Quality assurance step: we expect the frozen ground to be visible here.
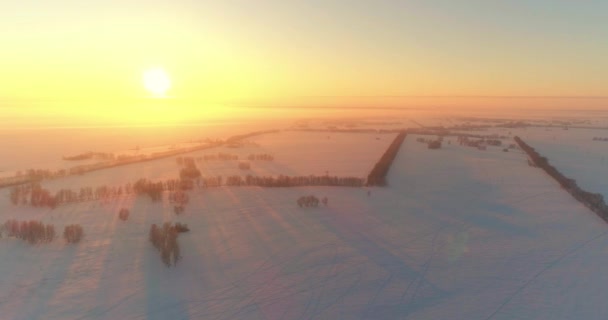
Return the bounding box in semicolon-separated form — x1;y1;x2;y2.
38;131;395;193
0;122;277;178
1;133;608;319
517;127;608;198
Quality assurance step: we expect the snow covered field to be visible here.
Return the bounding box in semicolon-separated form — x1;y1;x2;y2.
518;127;608;198
2;131;608;319
36;131;395;193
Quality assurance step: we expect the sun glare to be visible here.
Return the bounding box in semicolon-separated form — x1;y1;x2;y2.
143;68;171;97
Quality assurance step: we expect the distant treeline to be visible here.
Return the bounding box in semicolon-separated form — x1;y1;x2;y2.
226;130;280;143
63;152;114;161
291;128;399;134
515;136;608;222
0;129;282;191
366;131;407;186
224;175;364;187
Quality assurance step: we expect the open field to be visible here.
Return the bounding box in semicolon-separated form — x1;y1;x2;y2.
518;127;608;198
31;131;395;193
2;130;608;319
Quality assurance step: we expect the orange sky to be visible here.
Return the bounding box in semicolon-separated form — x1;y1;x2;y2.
1;1;607;125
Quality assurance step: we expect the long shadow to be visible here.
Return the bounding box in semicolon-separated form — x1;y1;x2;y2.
15;202;89;320
318;205;449;317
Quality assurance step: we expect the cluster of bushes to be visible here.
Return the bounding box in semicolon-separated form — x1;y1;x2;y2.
179;157;202;180
119;208;130;221
149;223;188;267
64;224;84;243
238;162;251;170
132;179;164;201
3;220;55;244
415;136;442;149
296;195;328;207
592;137;608;142
515;136;608;221
194;176;223;188
247;154;274;161
225;130;279;144
10;183;130;207
169;190;189;214
367;131;407;186
224;175;364;187
456;136;503;149
179;166;201;180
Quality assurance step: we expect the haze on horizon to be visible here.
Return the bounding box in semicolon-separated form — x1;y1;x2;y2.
0;0;607;126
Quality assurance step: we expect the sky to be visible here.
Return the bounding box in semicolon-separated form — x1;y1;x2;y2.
0;0;607;124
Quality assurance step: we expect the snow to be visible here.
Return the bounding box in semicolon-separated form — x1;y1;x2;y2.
37;131;395;193
1;130;608;319
517;127;608;198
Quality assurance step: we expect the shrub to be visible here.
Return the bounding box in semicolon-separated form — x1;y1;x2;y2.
179;166;201;180
428;140;442;149
297;195;320;207
64;224;84;243
119;208;130;221
149;223;182;267
175;223;189;233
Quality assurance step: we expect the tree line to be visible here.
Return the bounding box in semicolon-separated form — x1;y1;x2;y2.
515;136;608;222
8;173;365;209
366;131;407;186
2;219;83;244
224;175;364;187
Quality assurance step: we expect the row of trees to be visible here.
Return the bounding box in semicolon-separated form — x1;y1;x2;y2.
367;131;407;186
10;183;135;207
9;177;200;208
14;168;67;181
224;175;364;187
3;220;83;244
3;219;55;244
416;136;443;149
515;136;608;221
149;223;188;267
63;152;114;161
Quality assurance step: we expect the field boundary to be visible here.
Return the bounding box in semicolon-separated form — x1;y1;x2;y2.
515;136;608;223
366;131;407;186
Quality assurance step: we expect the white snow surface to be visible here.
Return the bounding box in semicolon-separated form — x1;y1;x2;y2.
1;133;608;319
38;131;395;193
517;127;608;198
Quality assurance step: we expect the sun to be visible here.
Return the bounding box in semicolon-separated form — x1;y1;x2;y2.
143;68;171;97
